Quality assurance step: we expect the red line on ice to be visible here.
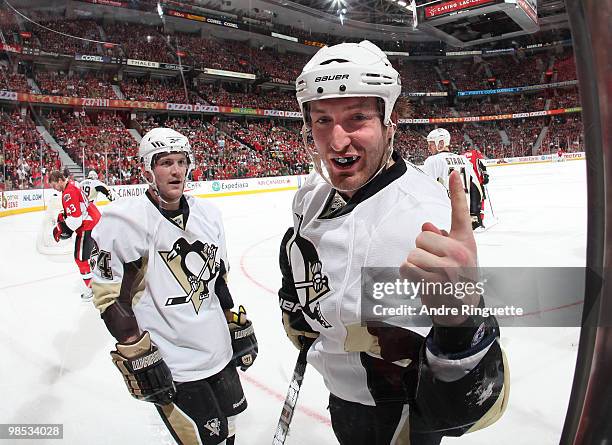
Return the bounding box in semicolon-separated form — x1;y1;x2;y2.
239;234;278;294
239;372;332;426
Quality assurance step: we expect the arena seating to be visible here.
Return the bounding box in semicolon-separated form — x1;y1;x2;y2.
0;110;57;190
0;16;585;188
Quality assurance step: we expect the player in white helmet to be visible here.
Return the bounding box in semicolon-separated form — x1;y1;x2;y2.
91;128;257;445
427;128;451;153
295;39;400;194
278;41;507;444
79;170;115;203
423;128;485;229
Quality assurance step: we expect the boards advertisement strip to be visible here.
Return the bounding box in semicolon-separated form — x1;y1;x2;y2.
0;177;300;217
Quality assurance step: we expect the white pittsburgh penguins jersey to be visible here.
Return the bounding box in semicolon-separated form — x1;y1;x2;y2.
289;159;451;405
78;178;108;202
422;151;480;193
91;194;232;382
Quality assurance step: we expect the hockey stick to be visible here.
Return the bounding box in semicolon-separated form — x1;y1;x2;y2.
272;337;315;445
484;183;495;219
474;183;499;233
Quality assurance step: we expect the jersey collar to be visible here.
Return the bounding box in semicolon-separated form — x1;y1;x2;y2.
146;190;190;230
319;151;406;219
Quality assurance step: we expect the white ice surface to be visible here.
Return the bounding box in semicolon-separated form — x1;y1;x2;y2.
0;160;586;444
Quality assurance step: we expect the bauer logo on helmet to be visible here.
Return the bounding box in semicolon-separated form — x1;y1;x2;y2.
315;74;350;82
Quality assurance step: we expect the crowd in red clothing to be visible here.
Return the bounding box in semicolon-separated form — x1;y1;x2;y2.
139;116;309;180
500;118;546;156
486;54;546;89
554;52;578;83
174;34;256;74
250;48;308;83
0;8;20;45
104;22;176;64
453;98;498;116
550;88;580;110
198;84;298;111
394;113;584;163
404;89;580;119
31;19;100;56
544;114;583;152
45;110;138;183
36;71;115;98
0;110;58;190
0;106;585;191
0;69;30;93
0;8;585;191
1;63;583;117
0;6;579;96
394;128;429;164
396;61;443;93
440;59;490;92
495;94;547;114
120;76;199;103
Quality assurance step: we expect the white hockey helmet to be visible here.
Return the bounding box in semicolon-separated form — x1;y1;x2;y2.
427;128;451;150
296;40;402;127
139;127;194;175
87;170;98;180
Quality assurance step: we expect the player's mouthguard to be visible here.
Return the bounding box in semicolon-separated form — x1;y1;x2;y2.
332;156;360;166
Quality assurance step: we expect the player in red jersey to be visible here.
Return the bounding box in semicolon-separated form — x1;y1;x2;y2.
49;170;101;301
556;148;565;161
463;147;489;228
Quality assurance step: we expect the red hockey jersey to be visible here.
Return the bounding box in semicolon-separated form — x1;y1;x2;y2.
61;180;101;233
464;149;485;184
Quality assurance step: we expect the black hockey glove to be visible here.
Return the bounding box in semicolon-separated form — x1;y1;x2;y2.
482;172;489;185
110;331;176;406
228;305;258;371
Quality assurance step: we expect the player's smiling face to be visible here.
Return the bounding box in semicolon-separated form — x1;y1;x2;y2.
151;152;188;203
309;97;392;197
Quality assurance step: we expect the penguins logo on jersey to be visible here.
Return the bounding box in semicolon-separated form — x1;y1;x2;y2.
287;215;332;328
160;238;220;314
204;418;221;436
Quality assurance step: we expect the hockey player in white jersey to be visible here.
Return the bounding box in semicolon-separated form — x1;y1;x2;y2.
279;40;508;444
423;128;485;230
79;170;115;203
91;128;257;445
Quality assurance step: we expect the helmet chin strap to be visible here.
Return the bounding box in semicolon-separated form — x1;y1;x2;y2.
302;122;396;195
146;170;182;209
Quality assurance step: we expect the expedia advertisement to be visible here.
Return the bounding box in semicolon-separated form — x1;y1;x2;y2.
209;181;250;193
194;176;298;197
